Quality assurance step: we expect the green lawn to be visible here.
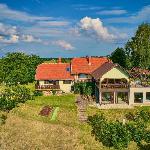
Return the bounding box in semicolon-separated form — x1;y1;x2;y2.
0;92;150;150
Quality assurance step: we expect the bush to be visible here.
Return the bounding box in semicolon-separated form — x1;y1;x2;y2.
0;85;33;111
88;112;150;149
88;114;131;149
33;90;43;96
52;90;56;95
125;110;150;123
73;82;95;96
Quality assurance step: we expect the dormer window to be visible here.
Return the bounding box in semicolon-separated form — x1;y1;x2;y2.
66;67;70;72
78;74;88;78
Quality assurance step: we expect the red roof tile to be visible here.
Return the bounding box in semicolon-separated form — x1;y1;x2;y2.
71;57;109;74
35;63;74;80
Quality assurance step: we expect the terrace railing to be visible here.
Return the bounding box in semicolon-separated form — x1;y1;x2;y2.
35;84;60;90
101;83;129;89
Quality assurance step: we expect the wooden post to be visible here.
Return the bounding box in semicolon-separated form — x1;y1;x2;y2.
113;91;116;104
99;78;102;105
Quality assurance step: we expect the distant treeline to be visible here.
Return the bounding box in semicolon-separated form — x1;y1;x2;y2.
40;58;72;63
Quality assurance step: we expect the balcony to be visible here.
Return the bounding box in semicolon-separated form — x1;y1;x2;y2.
35;84;60;90
101;83;129;89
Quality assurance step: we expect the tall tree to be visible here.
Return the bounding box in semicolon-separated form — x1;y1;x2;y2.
125;23;150;69
109;47;127;68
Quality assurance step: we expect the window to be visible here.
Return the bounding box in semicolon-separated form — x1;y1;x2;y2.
78;74;87;78
134;92;143;103
66;67;70;72
116;92;128;104
146;92;150;100
63;80;71;84
44;80;54;84
102;92;114;104
108;79;114;84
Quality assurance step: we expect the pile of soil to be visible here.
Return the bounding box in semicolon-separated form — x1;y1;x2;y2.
39;105;53;117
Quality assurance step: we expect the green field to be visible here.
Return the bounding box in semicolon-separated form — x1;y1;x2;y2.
0;92;150;150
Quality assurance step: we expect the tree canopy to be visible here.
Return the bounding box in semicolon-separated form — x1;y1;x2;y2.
125;23;150;69
109;47;127;68
0;52;42;85
110;23;150;69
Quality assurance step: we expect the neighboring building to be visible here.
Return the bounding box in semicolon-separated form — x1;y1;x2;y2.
35;58;74;94
35;57;150;106
71;57;108;82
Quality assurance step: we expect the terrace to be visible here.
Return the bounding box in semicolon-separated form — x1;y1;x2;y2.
101;78;129;89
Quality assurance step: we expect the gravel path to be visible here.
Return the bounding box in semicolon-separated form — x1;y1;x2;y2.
76;95;88;122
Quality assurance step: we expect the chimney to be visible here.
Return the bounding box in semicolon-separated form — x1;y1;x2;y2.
88;56;91;65
58;57;61;63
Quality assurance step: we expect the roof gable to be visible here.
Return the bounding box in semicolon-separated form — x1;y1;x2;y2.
92;62;129;80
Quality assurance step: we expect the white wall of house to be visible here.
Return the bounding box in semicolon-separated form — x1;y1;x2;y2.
129;87;150;105
39;80;45;85
59;80;73;93
38;80;73;93
101;67;129;81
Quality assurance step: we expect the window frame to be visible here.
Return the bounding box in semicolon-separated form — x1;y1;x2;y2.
134;92;143;103
63;80;72;84
146;92;150;101
78;74;88;79
44;80;54;85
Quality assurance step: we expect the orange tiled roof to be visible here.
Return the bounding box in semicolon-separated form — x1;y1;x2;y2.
71;57;109;74
35;63;74;80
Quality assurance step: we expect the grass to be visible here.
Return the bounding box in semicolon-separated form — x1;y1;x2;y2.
0;94;104;150
0;90;150;149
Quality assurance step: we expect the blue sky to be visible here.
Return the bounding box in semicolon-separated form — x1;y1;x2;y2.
0;0;150;57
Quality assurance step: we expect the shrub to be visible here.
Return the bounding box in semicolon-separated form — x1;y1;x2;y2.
52;90;56;95
125;110;150;123
0;85;33;111
88;114;131;149
73;82;95;96
88;112;150;149
33;90;43;96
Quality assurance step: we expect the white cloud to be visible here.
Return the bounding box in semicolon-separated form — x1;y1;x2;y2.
0;23;18;36
37;21;70;27
0;22;42;44
106;5;150;24
73;4;103;11
21;34;41;42
97;9;127;15
0;34;19;44
52;40;74;50
79;17;116;41
0;4;52;22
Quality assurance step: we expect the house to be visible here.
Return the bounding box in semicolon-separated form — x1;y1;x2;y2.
35;56;150;106
35;57;109;94
35;58;74;95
